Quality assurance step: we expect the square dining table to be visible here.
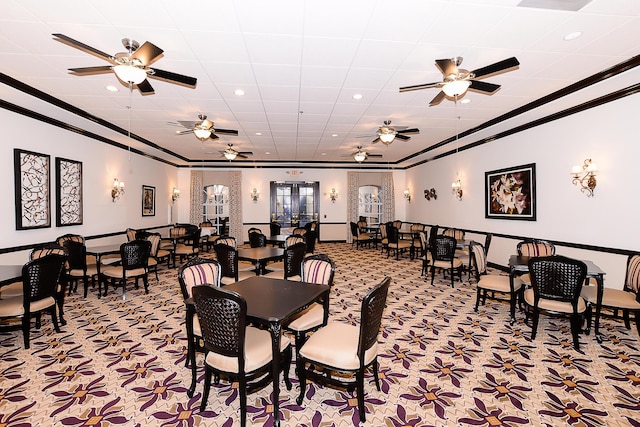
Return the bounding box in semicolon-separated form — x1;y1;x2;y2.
224;276;330;427
237;247;284;275
86;243;123;297
508;255;606;338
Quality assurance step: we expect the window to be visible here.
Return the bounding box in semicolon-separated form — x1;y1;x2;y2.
203;185;229;234
358;185;382;226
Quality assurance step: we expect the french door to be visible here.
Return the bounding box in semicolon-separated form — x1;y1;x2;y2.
270;181;319;228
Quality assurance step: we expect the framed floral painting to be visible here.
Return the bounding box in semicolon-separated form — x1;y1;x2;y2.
485;163;536;221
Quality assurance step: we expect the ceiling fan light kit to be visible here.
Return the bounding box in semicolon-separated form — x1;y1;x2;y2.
354;151;367;162
193;127;212;141
442;80;471;97
113;64;146;84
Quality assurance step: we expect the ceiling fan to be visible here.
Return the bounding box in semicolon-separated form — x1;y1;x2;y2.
221;144;252;161
170;115;239;141
52;33;197;95
342;146;383;163
399;56;520;106
360;120;420;145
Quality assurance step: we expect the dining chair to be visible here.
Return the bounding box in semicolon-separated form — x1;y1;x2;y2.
378;223;389;254
264;242;306;281
174;228;201;266
177;257;222;397
101;240;152;299
470;240;523;322
192;285;292;426
296;276;391;423
429;235;463;287
410;223;425;258
304;230;317;254
213;242;256;285
268;236;305;271
392;220;403;230
516;239;556;285
215;236;255;272
285;254;336;352
0;254;66;349
386;225;412;260
419;231;431;277
292;227;307;237
146;232;172;279
248;231;267;248
63;240;98;298
125;228;138;242
30;243;69;325
350;222;371;250
524;255;587;350
270;221;281;236
581;253;640;336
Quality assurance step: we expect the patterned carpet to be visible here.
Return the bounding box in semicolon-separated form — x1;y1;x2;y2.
1;242;639;427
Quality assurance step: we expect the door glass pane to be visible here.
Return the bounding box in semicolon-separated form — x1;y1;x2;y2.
358;185;382;226
276;186;291;224
299;186;314;224
203;185;229;234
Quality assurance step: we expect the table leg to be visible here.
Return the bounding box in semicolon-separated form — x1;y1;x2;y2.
509;268;517;325
594;274;604;343
95;254;103;298
268;322;282;427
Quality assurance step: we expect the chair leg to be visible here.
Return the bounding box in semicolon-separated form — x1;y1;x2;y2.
50;305;61;333
200;366;212;412
356;370;366;422
474;288;482;312
239;378;247;427
143;275;149;294
623;310;631;329
531;309;540;340
22;315;30;349
570;313;581;350
430;265;436;286
283;346;292;391
296;358;307;405
372;358;381;391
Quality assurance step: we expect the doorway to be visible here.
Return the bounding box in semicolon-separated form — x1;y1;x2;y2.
270;181;319;228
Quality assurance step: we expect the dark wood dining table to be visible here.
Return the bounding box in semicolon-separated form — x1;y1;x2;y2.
86;243;123;297
266;234;289;247
508;255;606;338
237;247;284;275
224;276;330;427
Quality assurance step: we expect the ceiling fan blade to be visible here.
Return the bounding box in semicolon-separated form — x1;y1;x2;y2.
212;128;239;135
238;151;253;156
53;33;115;62
399;82;441;92
68;66;113;75
435;58;458;76
149;68;197;87
395;134;411;141
397;127;419;134
368;154;383;158
176;121;198;128
469;80;501;94
136;79;155;94
131;41;163;66
471;57;520;79
175;130;193;135
210;134;220;140
429;91;446;107
371;137;381;144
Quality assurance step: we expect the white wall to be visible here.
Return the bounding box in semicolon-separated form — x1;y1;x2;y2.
406;94;640;288
0;108;177;262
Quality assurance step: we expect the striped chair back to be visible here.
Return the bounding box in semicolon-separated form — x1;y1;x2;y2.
470;241;487;276
517;240;555;257
178;258;222;299
443;228;465;240
302;254;336;286
625;255;640;294
285;235;305;248
215;237;237;248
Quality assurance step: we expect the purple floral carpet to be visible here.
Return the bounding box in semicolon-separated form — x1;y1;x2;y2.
1;242;639;426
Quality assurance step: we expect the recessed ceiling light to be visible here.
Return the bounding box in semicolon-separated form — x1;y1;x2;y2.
321;152;326;156
564;31;583;41
460;99;471;104
265;151;271;155
331;134;338;137
352;94;363;100
234;89;245;96
255;132;262;136
105;85;118;92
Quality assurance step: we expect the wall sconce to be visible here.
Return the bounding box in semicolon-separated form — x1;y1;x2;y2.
329;188;338;203
571;158;597;197
111;178;125;202
451;180;463;201
250;188;259;203
404;189;411;203
424;188;437;201
172;187;180;203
